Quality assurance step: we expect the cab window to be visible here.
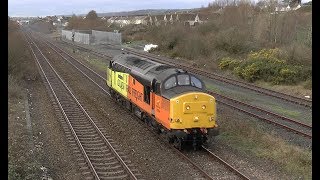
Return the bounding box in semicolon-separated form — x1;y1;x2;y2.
164;76;177;89
191;76;202;89
177;74;190;85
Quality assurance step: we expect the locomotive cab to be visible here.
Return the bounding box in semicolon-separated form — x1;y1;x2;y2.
155;71;218;149
106;54;218;149
160;72;217;130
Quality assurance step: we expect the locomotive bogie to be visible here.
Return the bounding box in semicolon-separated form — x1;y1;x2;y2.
106;54;219;149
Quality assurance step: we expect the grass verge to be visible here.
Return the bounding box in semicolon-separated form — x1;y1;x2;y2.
8;21;42;179
217;109;312;179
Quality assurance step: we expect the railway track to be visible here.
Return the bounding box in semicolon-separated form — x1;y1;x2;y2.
56;36;312;109
175;146;250;180
25;31;142;180
119;47;312;108
75;40;311;108
209;91;312;138
47;37;312;139
28;31;252;180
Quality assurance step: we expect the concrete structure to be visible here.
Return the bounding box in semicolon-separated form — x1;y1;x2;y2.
92;30;121;45
62;29;121;45
62;30;91;44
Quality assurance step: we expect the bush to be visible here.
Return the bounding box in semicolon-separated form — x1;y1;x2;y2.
241;63;260;82
272;67;298;84
179;36;210;59
214;28;253;54
219;48;311;85
218;57;241;70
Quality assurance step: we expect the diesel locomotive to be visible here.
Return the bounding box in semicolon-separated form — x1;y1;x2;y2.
106;54;219;150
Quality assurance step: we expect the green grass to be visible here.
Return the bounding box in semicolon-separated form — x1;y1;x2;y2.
122;40;148;49
85;57;109;72
269;104;301;119
205;83;222;94
206;82;252;102
218;114;312;179
65;46;109;73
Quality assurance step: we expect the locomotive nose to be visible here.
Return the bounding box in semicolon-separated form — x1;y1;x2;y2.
169;92;216;129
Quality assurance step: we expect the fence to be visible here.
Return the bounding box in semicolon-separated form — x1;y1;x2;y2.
61;29;122;45
61;30;91;45
61;30;73;40
92;30;122;45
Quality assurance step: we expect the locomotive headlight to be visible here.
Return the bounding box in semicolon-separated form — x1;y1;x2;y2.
202;105;206;110
186;105;190;110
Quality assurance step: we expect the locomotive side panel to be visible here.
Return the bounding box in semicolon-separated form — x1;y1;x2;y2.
128;76;152;114
111;71;129;98
154;94;171;129
106;67;112;87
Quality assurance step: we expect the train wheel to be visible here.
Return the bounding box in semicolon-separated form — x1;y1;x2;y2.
173;137;182;150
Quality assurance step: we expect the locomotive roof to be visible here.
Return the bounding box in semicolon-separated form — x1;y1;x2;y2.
112;54;186;84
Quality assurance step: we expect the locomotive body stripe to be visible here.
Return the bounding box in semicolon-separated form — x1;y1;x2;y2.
106;67;217;131
154;94;171;129
107;68;129;98
128;76;152;114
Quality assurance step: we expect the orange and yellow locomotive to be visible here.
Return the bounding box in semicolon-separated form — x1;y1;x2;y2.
106;54;219;149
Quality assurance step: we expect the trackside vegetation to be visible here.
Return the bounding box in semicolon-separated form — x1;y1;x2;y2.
8;19;41;179
218;48;311;84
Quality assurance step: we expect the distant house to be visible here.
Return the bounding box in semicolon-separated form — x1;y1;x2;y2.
107;15;148;27
17;20;29;25
132;16;148;25
62;22;68;27
274;3;302;13
105;12;208;28
183;13;208;26
151;13;203;26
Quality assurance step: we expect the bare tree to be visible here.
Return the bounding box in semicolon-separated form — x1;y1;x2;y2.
86;10;98;21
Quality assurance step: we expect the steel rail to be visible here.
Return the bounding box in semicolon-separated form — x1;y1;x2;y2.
41;33;313;140
122;47;312;108
213;96;312;138
33;32;253;180
58;36;312;108
25;34;100;179
26;31;139;180
202;146;251;180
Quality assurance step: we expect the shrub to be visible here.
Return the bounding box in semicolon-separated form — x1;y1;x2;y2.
239;63;261;82
247;48;285;64
272;67;298;84
218;57;241;70
215;28;254;54
219;48;311;85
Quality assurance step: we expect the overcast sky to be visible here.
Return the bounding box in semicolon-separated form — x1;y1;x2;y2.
8;0;311;17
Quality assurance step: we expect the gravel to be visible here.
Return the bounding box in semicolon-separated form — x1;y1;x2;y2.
25;58;83;179
34;34;311;179
36;37;205;179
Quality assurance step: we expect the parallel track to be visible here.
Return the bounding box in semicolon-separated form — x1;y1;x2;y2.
121;47;312;108
58;37;312;108
54;38;311;139
25;31;141;180
30;31;252;180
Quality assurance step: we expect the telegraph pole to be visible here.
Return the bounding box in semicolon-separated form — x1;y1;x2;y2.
72;29;75;53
